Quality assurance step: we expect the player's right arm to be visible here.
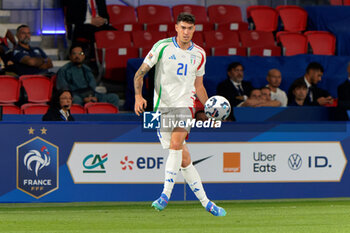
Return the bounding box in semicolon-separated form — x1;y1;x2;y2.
134;63;151;116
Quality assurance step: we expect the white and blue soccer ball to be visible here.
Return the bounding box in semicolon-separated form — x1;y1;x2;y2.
204;95;231;121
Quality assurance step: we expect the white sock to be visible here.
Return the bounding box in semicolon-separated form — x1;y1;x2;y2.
181;163;209;208
162;149;182;199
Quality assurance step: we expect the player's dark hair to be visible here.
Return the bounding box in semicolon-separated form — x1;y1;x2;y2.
176;12;195;24
306;62;324;73
227;62;244;73
16;24;29;33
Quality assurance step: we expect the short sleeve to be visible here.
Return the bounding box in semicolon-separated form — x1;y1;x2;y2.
143;39;169;68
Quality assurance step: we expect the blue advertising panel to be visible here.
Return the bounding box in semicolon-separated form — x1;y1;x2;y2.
0;121;349;203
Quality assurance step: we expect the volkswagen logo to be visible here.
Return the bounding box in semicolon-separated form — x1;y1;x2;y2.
288;153;302;170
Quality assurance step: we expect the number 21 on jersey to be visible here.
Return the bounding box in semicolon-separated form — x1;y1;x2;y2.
177;63;188;76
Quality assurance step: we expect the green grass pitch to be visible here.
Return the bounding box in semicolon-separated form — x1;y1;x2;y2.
0;198;350;233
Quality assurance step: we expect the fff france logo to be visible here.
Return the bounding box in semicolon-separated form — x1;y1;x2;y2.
17;136;59;199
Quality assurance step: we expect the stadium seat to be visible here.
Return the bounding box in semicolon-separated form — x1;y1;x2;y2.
0;104;21;114
216;22;249;32
21;103;49;115
95;31;132;49
107;5;143;31
208;5;243;24
145;23;175;32
246;5;272;19
248;6;278;32
132;31;167;57
102;47;139;81
212;47;247;56
204;31;241;48
172;4;208;23
276;5;307;32
84;102;119;114
0;75;21;103
19;75;52;103
329;0;350;4
204;31;244;56
304;31;336;55
137;5;173;25
70;104;85;114
239;31;280;56
107;5;137;24
277;32;308;56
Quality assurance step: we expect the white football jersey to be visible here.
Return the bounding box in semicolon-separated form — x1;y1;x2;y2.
143;37;206;110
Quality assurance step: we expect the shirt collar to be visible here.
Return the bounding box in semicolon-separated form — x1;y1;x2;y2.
304;76;312;88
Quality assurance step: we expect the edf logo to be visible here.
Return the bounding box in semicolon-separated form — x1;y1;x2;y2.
120;156;164;170
143;111;161;129
17;136;59;199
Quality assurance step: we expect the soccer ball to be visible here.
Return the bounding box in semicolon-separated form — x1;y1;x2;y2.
204;96;231;121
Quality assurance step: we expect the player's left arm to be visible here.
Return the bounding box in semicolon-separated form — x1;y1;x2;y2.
194;76;208;106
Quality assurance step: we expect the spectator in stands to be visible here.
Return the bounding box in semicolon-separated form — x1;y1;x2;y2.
288;62;333;106
288;79;310;106
337;61;350;120
266;68;288;107
239;88;281;107
57;45;119;107
62;0;116;60
217;62;254;108
42;89;75;121
0;24;17;73
12;25;53;76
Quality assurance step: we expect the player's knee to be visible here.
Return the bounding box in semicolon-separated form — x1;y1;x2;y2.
169;140;183;150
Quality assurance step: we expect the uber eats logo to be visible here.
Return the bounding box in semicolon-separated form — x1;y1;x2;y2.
253;152;277;173
83;153;108;173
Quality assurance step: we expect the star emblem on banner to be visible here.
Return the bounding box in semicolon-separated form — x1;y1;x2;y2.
28;127;35;135
40;127;47;135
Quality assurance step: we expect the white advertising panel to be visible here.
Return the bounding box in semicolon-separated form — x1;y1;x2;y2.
67;142;347;183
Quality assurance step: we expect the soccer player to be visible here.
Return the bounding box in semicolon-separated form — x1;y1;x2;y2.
134;12;226;217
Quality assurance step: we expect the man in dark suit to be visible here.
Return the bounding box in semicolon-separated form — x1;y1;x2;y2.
63;0;115;43
217;62;254;107
288;62;333;106
337;62;350;120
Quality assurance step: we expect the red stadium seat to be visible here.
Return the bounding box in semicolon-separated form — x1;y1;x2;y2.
246;5;272;19
132;31;167;57
0;104;21;114
239;31;280;56
21;103;49;115
172;4;208;23
19;75;52;103
0;75;20;103
102;47;139;81
85;102;119;114
216;22;249;32
212;47;247;56
304;31;336;55
112;23;144;32
70;104;85;114
107;5;137;24
277;32;308;56
204;31;240;48
137;5;172;24
277;5;307;32
208;5;243;24
248;6;278;32
145;23;175;32
204;31;244;56
95;31;132;49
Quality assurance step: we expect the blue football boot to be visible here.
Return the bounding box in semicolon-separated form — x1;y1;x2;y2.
206;201;226;216
151;193;169;211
